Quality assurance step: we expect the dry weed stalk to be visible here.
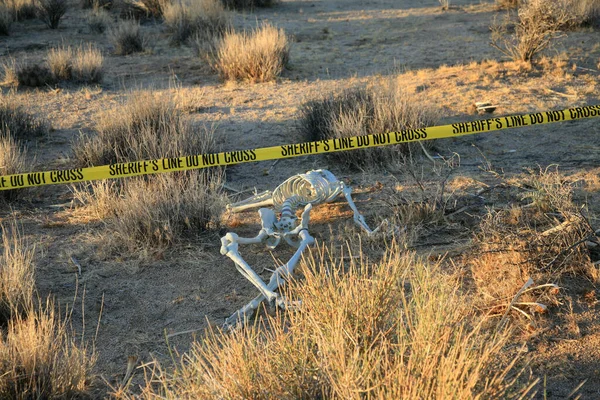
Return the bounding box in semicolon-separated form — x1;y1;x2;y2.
470;167;596;324
490;0;572;61
213;23;289;83
114;244;537;399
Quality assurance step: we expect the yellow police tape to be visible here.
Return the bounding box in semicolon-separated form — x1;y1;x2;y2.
1;104;599;191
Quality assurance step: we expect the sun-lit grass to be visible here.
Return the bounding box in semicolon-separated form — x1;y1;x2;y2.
114;244;536;399
213;23;289;83
0;298;96;399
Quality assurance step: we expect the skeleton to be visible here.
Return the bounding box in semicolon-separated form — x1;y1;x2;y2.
220;169;383;329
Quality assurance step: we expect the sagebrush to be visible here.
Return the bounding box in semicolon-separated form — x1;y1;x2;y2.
35;0;68;28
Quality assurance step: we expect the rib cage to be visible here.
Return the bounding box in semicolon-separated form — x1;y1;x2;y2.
271;170;344;211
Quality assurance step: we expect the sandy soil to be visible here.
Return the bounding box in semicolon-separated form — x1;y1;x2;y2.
1;0;600;397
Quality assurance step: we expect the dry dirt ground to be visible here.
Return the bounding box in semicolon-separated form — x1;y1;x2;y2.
1;0;600;398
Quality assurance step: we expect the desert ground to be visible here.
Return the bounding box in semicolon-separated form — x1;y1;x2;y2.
1;0;600;398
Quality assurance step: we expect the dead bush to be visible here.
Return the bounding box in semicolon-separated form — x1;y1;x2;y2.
73;91;212;166
108;19;145;55
35;0;68;28
469;167;596;323
0;222;34;325
0;93;49;140
0;298;96;399
0;4;11;35
299;80;437;170
491;0;574;61
86;7;112;32
117;245;536;398
213;23;289;83
163;0;229;45
220;0;278;10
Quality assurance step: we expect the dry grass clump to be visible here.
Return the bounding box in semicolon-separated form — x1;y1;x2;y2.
123;0;169;18
35;0;68;28
560;0;600;27
108;19;145;55
72;91;225;250
0;93;49;140
0;4;11;35
213;23;289;83
0;136;27;201
221;0;278;10
0;299;96;399
163;0;229;45
47;45;73;80
0;222;34;325
75;172;225;250
73;91;212;166
72;44;104;82
300;80;437;170
117;245;535;398
86;7;111;32
469;167;596;322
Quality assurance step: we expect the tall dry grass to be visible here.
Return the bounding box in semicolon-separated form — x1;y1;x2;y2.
163;0;229;44
300;80;437;170
0;222;34;324
0;298;96;399
115;244;536;399
213;23;289;83
47;45;73;80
